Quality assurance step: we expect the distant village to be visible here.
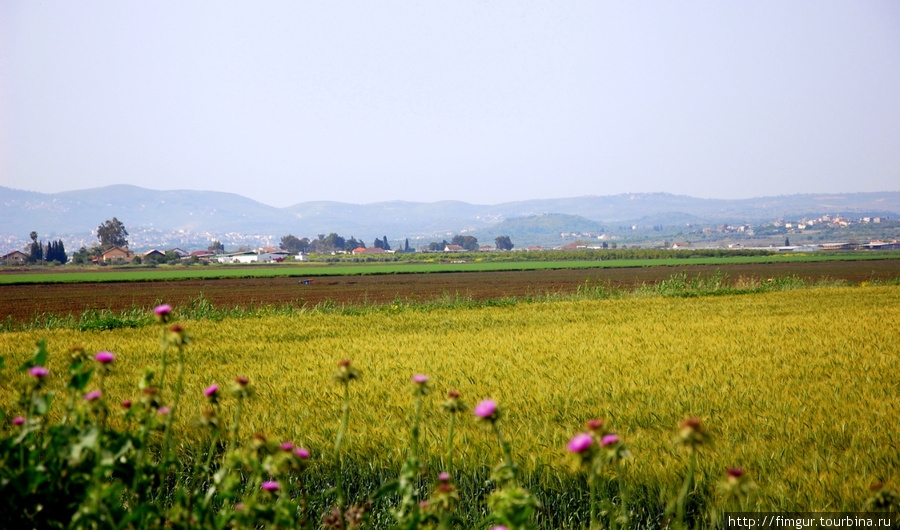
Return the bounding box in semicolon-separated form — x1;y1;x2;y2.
1;212;898;266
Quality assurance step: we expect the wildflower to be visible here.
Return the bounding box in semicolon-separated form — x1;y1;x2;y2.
677;416;709;452
29;366;49;378
865;482;899;512
293;447;310;459
280;442;295;451
586;418;604;433
121;400;132;409
235;503;244;511
441;390;468;414
157;407;171;415
474;399;498;421
166;324;190;346
438;472;451;482
491;527;510;530
13;417;25;426
568;433;594;453
84;390;102;401
718;467;757;505
94;351;115;363
726;467;744;481
601;434;620;446
333;359;360;384
204;384;220;404
411;373;431;396
154;304;172;323
230;376;254;399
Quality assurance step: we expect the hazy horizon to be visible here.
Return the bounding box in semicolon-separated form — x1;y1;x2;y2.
3;2;899;207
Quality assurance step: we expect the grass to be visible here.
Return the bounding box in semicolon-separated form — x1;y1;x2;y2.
2;284;898;526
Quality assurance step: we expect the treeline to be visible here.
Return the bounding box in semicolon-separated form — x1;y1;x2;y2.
279;233;413;254
22;232;68;265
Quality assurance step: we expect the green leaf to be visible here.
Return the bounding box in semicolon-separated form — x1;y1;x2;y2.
18;339;48;372
31;392;53;415
373;479;401;499
68;369;94;391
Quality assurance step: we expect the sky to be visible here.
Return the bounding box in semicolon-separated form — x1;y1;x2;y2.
1;1;899;208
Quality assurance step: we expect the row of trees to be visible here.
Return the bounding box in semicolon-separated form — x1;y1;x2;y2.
278;234;415;254
426;235;515;252
24;231;68;264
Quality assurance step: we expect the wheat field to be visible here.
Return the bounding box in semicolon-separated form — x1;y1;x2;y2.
2;285;898;523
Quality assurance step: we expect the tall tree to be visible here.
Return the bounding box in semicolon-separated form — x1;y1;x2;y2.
97;218;129;249
451;234;478;251
26;231;43;264
208;240;225;253
381;236;391;251
280;235;309;253
494;235;514;251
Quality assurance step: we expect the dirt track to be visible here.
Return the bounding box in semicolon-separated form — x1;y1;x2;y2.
2;259;899;325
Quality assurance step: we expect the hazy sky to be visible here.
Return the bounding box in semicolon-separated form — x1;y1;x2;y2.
2;1;899;207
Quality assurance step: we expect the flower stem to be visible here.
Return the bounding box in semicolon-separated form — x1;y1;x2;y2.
333;381;351;509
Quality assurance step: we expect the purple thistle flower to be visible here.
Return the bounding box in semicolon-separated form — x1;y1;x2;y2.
13;417;25;426
154;304;172;315
157;407;171;415
204;384;219;397
121;400;132;409
84;390;102;401
727;467;745;478
438;472;451;482
29;366;49;378
568;433;594;453
601;434;621;446
411;374;429;384
261;481;280;491
294;447;310;459
474;399;497;418
94;351;115;363
491;527;511;530
280;442;295;451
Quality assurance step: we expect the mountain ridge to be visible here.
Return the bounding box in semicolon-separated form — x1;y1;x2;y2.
2;185;899;251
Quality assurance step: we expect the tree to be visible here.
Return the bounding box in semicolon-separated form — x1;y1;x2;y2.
45;239;67;264
97;218;128;249
26;231;43;264
404;239;410;251
785;237;791;246
428;240;449;251
494;235;513;251
208;240;225;253
381;236;391;251
280;235;309;253
345;237;365;251
451;234;478;251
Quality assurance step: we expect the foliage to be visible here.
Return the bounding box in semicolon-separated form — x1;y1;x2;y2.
97;217;129;249
280;234;309;253
495;235;514;251
450;235;478;251
208;240;225;253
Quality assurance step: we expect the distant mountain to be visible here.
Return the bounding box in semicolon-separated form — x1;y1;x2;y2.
1;185;898;251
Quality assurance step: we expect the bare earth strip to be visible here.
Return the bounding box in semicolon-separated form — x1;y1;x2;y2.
2;259;899;325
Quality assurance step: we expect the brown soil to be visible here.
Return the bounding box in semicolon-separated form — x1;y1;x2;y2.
2;259;899;326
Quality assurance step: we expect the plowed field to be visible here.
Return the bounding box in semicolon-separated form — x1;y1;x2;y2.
2;259;899;325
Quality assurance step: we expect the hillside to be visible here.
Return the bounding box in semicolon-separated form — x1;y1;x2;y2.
2;186;899;251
